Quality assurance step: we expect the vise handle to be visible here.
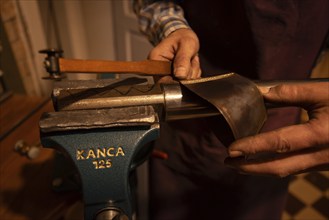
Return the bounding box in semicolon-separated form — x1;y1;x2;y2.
39;49;172;79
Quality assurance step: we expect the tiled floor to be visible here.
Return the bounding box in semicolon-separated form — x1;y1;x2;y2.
282;171;329;220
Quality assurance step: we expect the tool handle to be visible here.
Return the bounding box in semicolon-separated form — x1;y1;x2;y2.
59;58;172;75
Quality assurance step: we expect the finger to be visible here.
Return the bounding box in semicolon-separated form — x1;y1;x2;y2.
148;43;174;62
228;121;327;157
263;82;329;106
173;41;198;79
190;55;201;79
148;43;175;83
173;56;191;79
156;75;176;84
224;146;329;177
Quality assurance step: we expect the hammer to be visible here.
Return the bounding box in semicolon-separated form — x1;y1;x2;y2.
39;49;172;79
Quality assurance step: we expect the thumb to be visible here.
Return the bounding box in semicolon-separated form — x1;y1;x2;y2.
173;42;198;79
263;82;329;106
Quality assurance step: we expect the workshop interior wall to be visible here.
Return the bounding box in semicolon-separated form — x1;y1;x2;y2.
0;19;25;94
1;0;50;96
37;0;118;81
1;0;120;91
37;0;117;81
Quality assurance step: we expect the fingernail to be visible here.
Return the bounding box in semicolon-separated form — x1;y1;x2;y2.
175;67;187;79
229;150;243;157
258;86;274;94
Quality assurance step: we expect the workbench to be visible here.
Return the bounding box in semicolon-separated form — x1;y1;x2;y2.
0;94;81;220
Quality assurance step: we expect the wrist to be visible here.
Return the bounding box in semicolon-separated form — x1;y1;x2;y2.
153;15;190;45
160;18;190;39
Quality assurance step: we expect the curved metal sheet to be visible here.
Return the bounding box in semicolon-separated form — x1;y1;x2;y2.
180;73;267;139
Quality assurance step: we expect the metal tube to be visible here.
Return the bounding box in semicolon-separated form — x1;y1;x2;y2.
161;83;219;120
55;81;220;121
61;94;164;110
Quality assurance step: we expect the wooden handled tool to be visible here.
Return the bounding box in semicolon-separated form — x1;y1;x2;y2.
39;49;172;79
59;58;172;75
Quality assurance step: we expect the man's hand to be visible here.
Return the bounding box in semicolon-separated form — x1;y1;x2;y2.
225;82;329;177
148;28;201;82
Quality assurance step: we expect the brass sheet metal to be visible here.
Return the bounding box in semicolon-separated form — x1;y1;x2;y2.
181;73;267;139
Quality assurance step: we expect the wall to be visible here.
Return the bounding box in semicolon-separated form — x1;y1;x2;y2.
37;0;117;80
1;0;49;95
1;0;118;95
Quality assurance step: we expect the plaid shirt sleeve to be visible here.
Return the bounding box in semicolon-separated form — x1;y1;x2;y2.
133;0;190;45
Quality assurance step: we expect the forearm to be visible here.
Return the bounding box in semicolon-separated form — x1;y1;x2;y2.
133;0;190;45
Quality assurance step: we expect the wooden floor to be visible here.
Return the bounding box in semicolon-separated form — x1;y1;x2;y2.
0;95;80;220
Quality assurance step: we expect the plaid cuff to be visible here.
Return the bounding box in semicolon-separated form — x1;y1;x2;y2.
156;15;190;42
135;1;190;45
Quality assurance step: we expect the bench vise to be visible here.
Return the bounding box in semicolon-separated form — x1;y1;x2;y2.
39;73;266;220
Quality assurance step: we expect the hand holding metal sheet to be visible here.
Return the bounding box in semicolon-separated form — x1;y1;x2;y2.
225;82;329;177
